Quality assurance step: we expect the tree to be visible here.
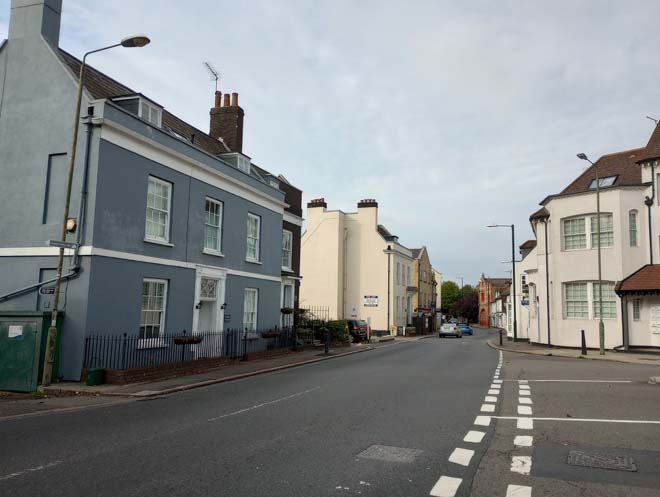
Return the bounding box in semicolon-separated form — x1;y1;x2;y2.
441;281;461;316
455;286;479;323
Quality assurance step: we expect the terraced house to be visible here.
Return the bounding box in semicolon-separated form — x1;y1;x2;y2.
0;0;303;381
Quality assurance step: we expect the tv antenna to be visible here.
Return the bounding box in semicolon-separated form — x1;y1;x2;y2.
203;62;220;92
646;116;658;125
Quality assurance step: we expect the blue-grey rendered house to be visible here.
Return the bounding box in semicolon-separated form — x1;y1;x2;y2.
0;0;304;380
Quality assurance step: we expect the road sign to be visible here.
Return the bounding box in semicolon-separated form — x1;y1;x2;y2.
48;240;77;250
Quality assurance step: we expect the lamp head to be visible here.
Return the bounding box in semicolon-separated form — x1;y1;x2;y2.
576;153;588;161
121;34;151;48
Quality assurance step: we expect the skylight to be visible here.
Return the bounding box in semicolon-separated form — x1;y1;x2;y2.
588;176;617;189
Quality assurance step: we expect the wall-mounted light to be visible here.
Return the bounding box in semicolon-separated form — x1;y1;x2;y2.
66;218;77;233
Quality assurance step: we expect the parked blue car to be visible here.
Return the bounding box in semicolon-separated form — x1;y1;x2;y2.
458;323;473;335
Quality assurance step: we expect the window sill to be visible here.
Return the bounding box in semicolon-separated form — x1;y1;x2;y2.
137;338;168;349
144;238;174;247
282;267;294;272
246;259;262;265
203;248;225;257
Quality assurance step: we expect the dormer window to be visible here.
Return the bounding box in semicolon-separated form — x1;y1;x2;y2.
588;176;616;189
269;178;279;189
113;95;162;128
237;155;250;174
220;152;252;175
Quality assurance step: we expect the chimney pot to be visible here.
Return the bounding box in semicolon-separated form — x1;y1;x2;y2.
214;91;222;108
223;94;231;107
231;92;239;107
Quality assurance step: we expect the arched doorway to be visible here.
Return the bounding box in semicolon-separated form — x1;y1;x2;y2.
479;308;487;326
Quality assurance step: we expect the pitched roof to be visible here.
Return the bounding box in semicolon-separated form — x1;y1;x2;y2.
377;224;397;241
486;277;511;287
529;206;549;220
519;240;537;250
615;265;660;294
57;49;283;185
556;147;645;198
636;123;660;162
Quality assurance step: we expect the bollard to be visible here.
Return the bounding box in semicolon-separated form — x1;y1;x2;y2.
581;329;587;355
499;329;503;346
324;327;330;355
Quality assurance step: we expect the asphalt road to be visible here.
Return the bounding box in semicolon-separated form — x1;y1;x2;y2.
0;330;497;497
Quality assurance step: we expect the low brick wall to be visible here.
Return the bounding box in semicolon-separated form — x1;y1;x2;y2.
83;348;309;385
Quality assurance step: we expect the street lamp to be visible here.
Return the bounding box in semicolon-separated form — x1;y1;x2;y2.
487;224;517;341
40;35;151;388
577;152;605;355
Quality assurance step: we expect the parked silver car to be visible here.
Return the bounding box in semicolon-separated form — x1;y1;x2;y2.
439;323;463;338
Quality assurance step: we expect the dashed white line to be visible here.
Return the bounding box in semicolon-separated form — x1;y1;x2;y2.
511;455;532;475
493;380;503;384
517;406;533;415
490;384;501;389
207;387;320;422
519;384;530;390
481;403;496;413
0;461;62;482
448;447;475;466
519;397;533;405
484;396;498;403
519;390;531;396
514;435;533;447
517;418;534;429
518;380;528;384
494;416;660;425
463;430;486;443
488;389;500;395
474;415;491;426
506;484;532;497
430;475;462;497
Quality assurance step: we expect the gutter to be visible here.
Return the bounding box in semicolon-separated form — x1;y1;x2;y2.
644;161;655;264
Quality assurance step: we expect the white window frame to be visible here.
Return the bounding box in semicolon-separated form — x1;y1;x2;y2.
629;210;638;247
139;278;168;348
243;288;258;331
588;176;617;189
145;176;172;244
562;214;614;251
140;99;162;127
632;299;641;321
282;229;293;271
246;213;261;262
203;197;223;255
407;266;411;286
592;281;617;319
563;282;589;319
237;155;251;174
396;262;400;285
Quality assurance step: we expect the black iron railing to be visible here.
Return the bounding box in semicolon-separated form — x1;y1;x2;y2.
83;328;297;370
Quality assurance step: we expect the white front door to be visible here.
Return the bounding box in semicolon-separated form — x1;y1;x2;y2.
192;266;227;357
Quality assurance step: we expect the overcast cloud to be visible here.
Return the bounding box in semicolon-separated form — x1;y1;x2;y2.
2;0;660;285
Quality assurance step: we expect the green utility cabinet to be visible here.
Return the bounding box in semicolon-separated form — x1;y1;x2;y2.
0;311;63;392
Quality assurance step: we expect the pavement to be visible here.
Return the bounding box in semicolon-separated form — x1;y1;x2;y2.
487;335;660;368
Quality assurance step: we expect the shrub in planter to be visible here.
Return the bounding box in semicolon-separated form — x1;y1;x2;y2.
327;320;349;343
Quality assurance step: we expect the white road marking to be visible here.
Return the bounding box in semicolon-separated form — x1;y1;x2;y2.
490;384;501;389
481;403;496;412
518;406;533;415
463;430;486;443
488;389;500;395
519;397;533;405
494;415;660;425
519;390;531;396
0;461;62;481
474;415;491;426
494;376;500;379
519;384;530;390
485;396;498;403
506;484;532;497
517;418;534;429
511;455;532;475
518;380;528;384
207;386;320;421
514;435;533;447
430;475;462;497
448;448;474;466
493;379;503;384
502;379;631;383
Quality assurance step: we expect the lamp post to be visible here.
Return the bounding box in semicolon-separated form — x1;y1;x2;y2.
40;35;151;389
577;153;605;355
487;224;517;341
383;245;394;335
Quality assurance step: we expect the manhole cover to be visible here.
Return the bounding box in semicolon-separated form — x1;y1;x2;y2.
357;444;423;463
567;450;637;472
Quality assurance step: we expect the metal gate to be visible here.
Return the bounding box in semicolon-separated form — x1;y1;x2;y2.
0;319;41;392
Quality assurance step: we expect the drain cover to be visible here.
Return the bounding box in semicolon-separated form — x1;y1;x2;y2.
567;450;637;472
357;444;423;463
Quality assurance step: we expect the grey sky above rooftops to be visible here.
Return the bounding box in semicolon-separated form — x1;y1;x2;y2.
2;0;660;284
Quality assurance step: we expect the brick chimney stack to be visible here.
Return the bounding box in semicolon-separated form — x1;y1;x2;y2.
210;90;244;153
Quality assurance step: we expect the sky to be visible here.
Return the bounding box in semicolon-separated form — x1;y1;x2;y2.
3;0;660;286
